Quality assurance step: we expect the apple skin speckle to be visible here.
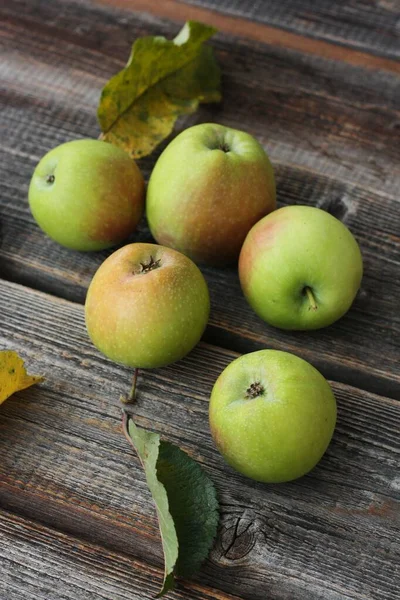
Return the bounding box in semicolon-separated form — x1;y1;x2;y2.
239;205;363;330
209;349;337;483
146;123;276;266
85;243;210;368
29;139;145;252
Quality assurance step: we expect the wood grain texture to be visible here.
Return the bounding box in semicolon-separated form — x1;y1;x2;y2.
0;279;399;600
178;0;400;60
0;509;240;600
2;0;400;194
205;164;400;399
1;1;399;599
0;0;399;398
95;0;400;73
1;148;399;397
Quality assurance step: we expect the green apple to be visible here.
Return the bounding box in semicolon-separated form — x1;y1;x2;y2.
146;123;276;266
29;139;145;251
85;243;210;368
209;350;337;483
239;205;363;330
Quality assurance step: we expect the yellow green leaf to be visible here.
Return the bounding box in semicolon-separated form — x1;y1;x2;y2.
0;351;44;405
97;21;221;159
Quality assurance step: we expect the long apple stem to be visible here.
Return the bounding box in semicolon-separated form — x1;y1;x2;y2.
305;287;318;311
120;368;139;404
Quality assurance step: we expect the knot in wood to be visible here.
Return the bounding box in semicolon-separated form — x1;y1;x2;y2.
220;516;256;562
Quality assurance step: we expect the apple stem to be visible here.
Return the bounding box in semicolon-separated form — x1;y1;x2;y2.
305;287;318;311
120;368;139;404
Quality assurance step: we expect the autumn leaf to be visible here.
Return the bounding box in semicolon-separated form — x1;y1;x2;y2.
0;350;44;405
123;413;219;596
98;21;221;159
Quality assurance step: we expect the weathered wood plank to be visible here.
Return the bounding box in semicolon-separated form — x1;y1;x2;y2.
178;0;400;60
0;279;399;599
0;509;240;600
205;164;400;399
1;0;399;194
1;136;399;397
95;0;400;72
0;0;399;396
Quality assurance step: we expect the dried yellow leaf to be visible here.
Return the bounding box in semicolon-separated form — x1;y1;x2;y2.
97;21;221;159
0;350;44;405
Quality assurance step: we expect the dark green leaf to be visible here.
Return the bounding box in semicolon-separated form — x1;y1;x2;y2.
123;414;219;596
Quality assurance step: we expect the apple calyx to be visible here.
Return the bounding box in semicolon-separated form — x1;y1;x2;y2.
245;381;265;399
303;286;318;311
139;256;161;274
46;174;55;184
206;133;230;153
218;142;230;153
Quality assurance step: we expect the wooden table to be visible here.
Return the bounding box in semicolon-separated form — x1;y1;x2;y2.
1;1;399;598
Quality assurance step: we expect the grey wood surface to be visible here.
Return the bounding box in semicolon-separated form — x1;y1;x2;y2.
181;0;400;60
1;0;399;400
2;161;399;397
0;509;241;600
2;0;399;194
1;0;400;598
1;279;399;600
95;0;400;74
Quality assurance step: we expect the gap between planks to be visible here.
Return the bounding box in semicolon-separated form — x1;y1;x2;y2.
0;508;241;600
1;266;398;401
1;0;399;399
175;0;400;62
93;0;400;75
0;277;399;600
